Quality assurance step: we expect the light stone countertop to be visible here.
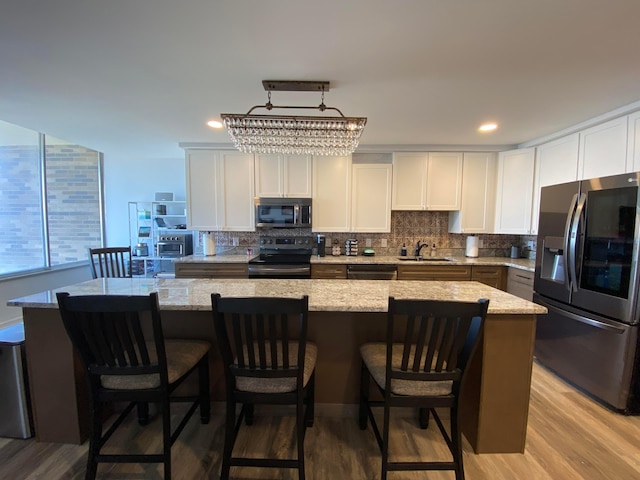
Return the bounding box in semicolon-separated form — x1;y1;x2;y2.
176;254;536;272
8;277;546;315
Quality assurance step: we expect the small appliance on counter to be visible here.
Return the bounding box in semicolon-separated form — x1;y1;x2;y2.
465;235;479;258
157;233;193;257
202;232;216;256
316;234;326;257
135;243;149;257
510;245;521;259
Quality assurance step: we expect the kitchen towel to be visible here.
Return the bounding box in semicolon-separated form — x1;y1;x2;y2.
202;232;216;256
465;235;479;258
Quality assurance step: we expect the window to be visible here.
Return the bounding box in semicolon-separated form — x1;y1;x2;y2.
0;120;104;276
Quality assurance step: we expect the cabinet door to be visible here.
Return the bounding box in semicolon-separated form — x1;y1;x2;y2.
392;152;427;210
628;111;640;173
312;155;351;232
578;117;628;180
351;163;392;232
255;154;283;197
531;133;580;234
495;148;535;234
185;150;220;231
426;152;462;210
284;154;312;197
219;151;255;231
449;153;496;233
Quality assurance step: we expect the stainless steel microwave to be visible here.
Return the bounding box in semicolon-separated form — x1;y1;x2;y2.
255;197;312;229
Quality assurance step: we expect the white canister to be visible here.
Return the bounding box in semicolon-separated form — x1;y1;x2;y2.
465;235;479;258
202;232;216;256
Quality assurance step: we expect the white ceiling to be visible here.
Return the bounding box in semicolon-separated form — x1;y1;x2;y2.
2;0;640;161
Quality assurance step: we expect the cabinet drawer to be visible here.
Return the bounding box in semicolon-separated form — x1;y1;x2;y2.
397;265;471;281
471;266;507;290
507;268;534;300
507;268;534;286
311;264;347;279
175;263;248;278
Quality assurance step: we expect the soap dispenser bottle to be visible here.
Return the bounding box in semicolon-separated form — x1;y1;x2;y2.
430;243;437;257
400;243;407;256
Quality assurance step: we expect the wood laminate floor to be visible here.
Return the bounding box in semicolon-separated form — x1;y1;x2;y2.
2;361;640;480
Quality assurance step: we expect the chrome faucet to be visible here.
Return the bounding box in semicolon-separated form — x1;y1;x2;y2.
414;241;429;257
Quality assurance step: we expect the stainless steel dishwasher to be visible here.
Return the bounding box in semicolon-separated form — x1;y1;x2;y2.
347;264;397;280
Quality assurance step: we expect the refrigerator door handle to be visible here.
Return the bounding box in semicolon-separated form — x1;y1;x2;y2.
568;193;586;293
563;193;579;291
544;301;626;334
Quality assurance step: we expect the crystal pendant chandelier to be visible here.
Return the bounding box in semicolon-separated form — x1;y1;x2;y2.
221;81;367;156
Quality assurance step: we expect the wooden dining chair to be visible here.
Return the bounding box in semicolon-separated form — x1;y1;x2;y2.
56;291;211;480
211;294;316;480
359;297;489;480
88;246;132;279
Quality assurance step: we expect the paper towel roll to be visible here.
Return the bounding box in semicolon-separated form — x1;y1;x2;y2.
465;236;479;258
202;232;216;256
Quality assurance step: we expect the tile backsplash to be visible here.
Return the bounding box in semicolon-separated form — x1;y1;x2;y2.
198;211;536;259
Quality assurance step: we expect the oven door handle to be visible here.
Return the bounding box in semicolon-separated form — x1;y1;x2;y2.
248;265;311;275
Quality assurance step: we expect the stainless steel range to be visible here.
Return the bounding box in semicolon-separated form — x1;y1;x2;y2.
248;235;313;278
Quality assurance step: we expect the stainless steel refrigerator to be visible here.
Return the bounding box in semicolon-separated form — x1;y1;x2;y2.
534;172;640;413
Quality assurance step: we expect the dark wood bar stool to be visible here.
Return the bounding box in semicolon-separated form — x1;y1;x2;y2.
56;291;210;480
359;297;489;480
88;246;132;278
211;294;316;480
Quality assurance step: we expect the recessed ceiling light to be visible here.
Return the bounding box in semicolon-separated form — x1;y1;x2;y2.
207;120;223;129
478;123;498;132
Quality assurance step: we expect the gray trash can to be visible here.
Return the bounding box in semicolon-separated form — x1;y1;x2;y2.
0;323;33;438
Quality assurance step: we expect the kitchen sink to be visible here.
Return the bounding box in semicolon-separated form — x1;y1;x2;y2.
397;257;454;262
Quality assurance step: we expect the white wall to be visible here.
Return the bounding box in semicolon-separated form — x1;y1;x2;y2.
103;156;187;246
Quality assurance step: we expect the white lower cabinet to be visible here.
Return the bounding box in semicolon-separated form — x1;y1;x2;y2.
448;152;497;234
312;155;352;232
495;148;535;234
578;116;628;180
351;163;392;232
185;150;255;231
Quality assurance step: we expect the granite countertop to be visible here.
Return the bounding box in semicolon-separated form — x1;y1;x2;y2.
8;278;546;315
176;254;536;272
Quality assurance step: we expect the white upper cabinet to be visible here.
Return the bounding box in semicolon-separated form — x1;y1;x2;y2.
448;153;497;234
312;155;352;232
530;133;580;234
351;163;392;233
494;148;535;234
255;154;312;197
392;152;462;210
426;152;463;210
392;152;426;210
578;116;628;180
628;111;640;173
185;150;255;232
186;150;220;231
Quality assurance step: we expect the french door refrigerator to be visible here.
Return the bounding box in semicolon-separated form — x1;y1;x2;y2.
534;172;640;413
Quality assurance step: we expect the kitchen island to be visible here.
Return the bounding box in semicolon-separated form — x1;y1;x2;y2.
9;277;546;453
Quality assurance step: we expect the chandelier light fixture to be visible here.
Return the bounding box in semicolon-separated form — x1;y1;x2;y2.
220;80;367;156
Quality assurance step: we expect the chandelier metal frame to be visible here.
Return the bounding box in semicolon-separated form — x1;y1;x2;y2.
220;80;367;156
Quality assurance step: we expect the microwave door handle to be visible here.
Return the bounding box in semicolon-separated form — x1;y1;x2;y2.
568;193;586;293
293;204;299;225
